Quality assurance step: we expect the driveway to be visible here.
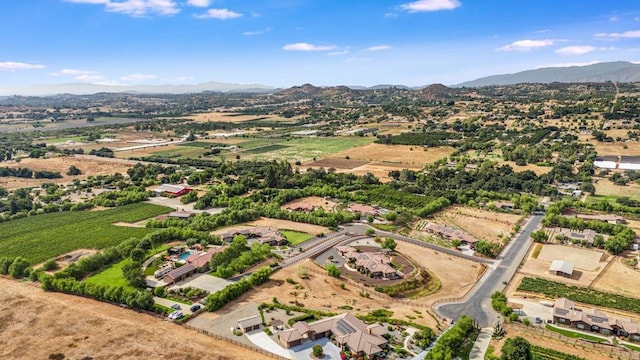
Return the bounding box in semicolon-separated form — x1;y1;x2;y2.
145;196;226;214
289;338;341;360
437;214;544;327
168;273;234;293
154;296;197;315
246;332;293;359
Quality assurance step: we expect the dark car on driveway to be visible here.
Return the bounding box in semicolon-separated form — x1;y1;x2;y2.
190;304;201;312
171;303;181;310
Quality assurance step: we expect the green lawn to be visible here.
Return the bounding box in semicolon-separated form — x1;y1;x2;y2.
281;230;313;245
83;258;135;290
150;146;208;159
545;325;609;343
0;203;172;264
623;343;640;352
233;137;374;162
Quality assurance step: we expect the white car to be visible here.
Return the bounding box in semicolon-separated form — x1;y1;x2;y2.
168;311;184;321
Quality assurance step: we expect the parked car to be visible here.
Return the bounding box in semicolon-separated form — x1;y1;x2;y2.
535;317;542;324
171;303;181;310
168;311;183;321
190;304;201;312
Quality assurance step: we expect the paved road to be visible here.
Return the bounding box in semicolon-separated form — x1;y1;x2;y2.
436;214;544;327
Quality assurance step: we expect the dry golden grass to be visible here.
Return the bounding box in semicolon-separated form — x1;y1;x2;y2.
331;144;454;165
593;141;640;156
280;196;338;212
181;112;294;123
0;278;267;360
592;256;640;298
246;217;329;235
434;205;521;243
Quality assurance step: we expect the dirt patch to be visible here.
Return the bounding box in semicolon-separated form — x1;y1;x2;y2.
0;155;132;190
490;323;619;360
499;161;553;175
280;196;339;212
246;217;329;235
0;277;267;360
433;205;522;242
593;141;640;156
212;259;444;331
331;144;454;165
181;112;293;124
592;256;640;298
307;158;369;169
518;244;609;287
593;177;640;198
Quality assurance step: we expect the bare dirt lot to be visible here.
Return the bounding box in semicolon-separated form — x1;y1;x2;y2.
246;217;329;235
593;177;640;198
307;158;369;169
181;112;294;124
0;278;267;360
518;244;609;287
331;144;454;166
343;162;424;183
280;196;339;212
0;156;133;190
433;205;522;242
592;255;640;298
593;141;640;156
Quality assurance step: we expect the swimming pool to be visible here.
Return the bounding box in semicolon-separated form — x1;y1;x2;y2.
178;251;191;261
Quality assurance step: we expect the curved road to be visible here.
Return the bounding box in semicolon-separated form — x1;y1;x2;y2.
436;214;544;327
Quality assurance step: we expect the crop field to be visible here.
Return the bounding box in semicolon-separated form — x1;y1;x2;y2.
83;258;134;290
147;146;208;159
307;158;369;169
177;141;220;148
0;203;171;264
245;144;290;154
332;144;454;165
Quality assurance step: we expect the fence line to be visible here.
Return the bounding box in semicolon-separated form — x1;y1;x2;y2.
510;323;640;360
183;324;290;360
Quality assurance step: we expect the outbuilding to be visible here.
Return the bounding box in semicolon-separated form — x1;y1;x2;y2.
549;260;574;278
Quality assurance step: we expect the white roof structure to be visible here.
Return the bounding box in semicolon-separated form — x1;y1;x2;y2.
549;260;574;276
153;184;188;193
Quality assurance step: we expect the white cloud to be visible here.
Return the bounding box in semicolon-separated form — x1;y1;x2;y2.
283;43;337;51
51;68;97;76
195;8;243;19
384;12;398;18
186;0;210;7
595;30;640;39
554;45;597;55
0;61;46;71
243;27;272;36
400;0;461;13
554;46;615;56
75;74;106;82
366;45;392;51
498;39;554;51
610;16;619;22
120;73;157;81
327;50;349;56
65;0;180;17
176;76;195;81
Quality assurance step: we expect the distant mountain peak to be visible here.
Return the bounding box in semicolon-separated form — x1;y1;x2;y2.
457;61;640;87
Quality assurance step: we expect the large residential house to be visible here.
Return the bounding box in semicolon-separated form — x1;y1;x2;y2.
348;204;378;217
423;223;479;249
573;213;626;225
553;298;640;341
163;248;219;285
219;227;288;246
153;184;192;197
278;312;388;357
336;246;401;279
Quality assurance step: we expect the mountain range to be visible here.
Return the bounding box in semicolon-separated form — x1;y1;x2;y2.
2;61;640;96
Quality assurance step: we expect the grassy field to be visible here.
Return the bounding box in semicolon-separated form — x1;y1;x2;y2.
0;203;171;264
545;325;608;343
150;147;208;159
83;258;135;291
235;137;375;162
281;230;313;245
245;144;290;154
178;141;218;148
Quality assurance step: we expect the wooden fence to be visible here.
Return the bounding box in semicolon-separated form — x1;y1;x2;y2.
510;323;640;360
183;324;290;360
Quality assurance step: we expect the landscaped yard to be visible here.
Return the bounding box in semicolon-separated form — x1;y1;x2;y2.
545;325;609;343
83;258;135;291
280;230;313;245
0;203;172;264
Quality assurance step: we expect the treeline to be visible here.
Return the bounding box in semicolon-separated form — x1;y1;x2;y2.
425;315;477;360
209;237;272;278
92;189;151;207
0;167;62;179
204;266;272;311
376;131;459;147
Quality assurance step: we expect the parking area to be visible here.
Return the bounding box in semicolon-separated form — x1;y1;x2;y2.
508;297;554;324
168;273;234;293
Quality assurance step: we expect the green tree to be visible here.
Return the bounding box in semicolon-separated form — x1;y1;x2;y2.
130;248;146;262
501;337;532;360
42;259;58;271
365;228;375;236
66;165;82;176
326;264;341;278
530;230;549;243
382;237;397;251
8;257;31;279
122;261;145;288
312;344;323;358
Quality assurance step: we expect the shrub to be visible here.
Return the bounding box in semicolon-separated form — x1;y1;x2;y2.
42;259;58;271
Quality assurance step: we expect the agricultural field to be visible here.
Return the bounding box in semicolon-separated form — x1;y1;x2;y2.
0;155;133;190
280;196;339;212
0;203;171;264
235;136;375;162
331;144;454;166
246;217;330;235
592;177;640;198
432;205;522;243
593;141;640;156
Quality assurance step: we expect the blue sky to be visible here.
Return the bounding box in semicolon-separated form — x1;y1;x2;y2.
1;0;640;88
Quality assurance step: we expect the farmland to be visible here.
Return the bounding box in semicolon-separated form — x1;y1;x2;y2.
83;258;134;290
0;203;171;264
